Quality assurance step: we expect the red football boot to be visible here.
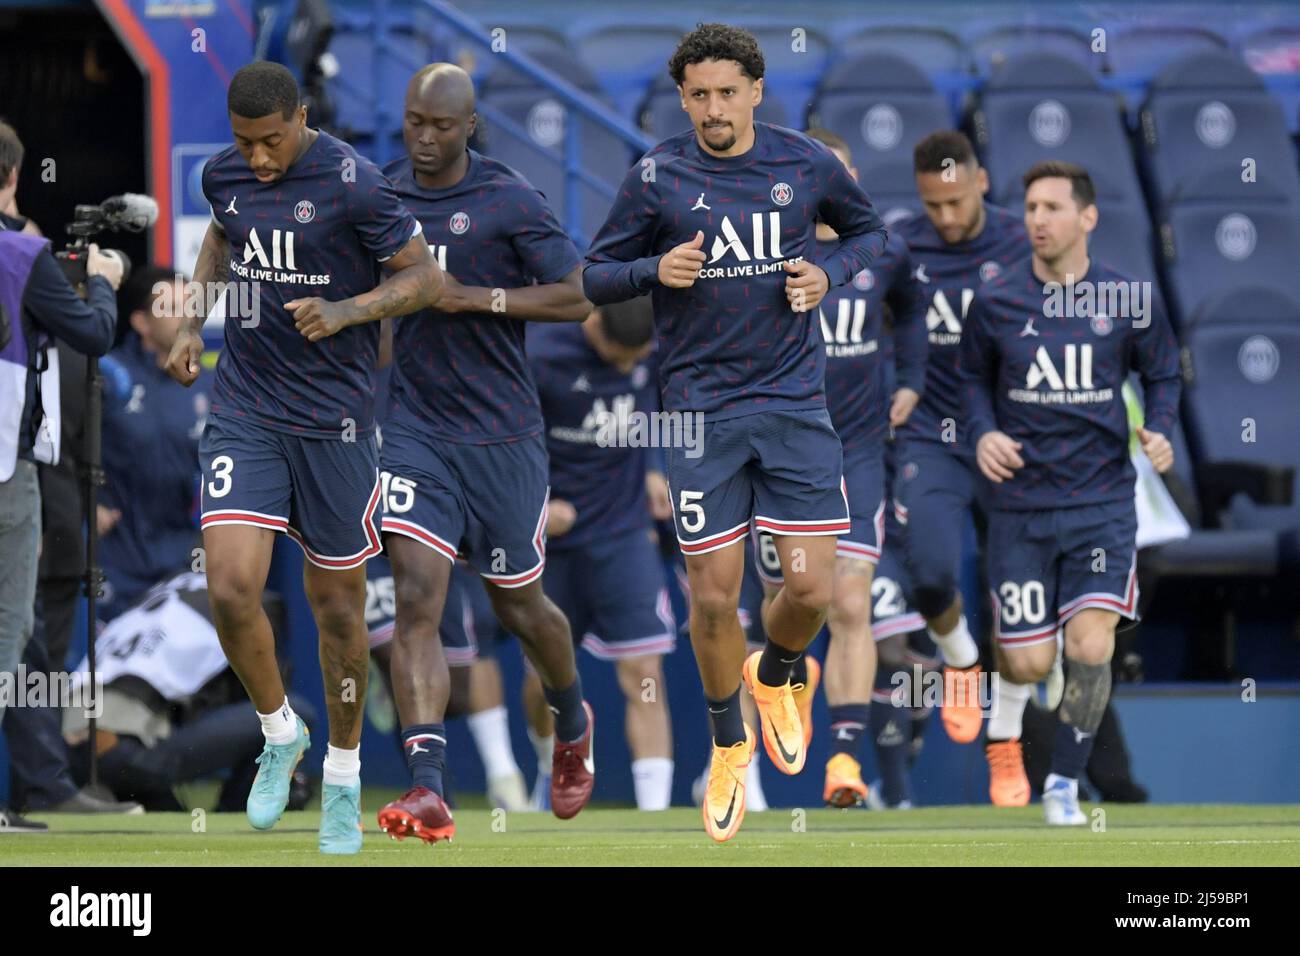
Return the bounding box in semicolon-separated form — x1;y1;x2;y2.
551;701;596;820
376;786;455;844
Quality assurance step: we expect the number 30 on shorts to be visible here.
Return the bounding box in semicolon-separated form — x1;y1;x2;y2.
998;580;1046;625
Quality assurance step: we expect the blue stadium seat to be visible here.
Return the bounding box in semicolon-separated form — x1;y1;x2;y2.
479;52;632;245
638;73;792;140
734;23;831;128
1090;202;1158;285
836;23;968;76
1188;285;1300;328
1105;24;1230;83
872;195;924;227
1181;321;1300;536
326;20;437;138
572;23;684;118
972;52;1144;206
808;53;952;199
1158;167;1300;324
1139;51;1300;209
968;23;1101;76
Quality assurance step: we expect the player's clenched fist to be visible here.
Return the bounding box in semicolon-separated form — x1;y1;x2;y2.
164;327;204;387
783;259;829;313
1137;426;1174;474
976;430;1025;484
289;297;352;341
658;230;707;288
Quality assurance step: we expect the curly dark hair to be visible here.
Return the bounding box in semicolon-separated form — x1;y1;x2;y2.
668;23;765;85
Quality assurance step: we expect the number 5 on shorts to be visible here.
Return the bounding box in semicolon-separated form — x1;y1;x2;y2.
678;489;705;533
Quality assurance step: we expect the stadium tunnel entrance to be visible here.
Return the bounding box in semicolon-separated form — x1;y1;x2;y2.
0;2;148;275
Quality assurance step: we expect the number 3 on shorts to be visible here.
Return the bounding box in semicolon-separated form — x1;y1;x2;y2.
207;455;234;498
678;489;705;533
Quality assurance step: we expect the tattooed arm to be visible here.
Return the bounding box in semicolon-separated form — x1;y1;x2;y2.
164;218;227;386
290;233;444;342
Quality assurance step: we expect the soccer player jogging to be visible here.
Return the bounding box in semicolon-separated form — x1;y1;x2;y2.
165;62;444;854
584;24;888;842
749;128;928;808
375;64;596;842
961;162;1179;825
893;131;1033;805
528;296;677;811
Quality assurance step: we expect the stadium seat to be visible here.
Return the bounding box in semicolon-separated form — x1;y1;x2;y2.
1090;202;1158;285
734;23;831;126
968;23;1101;76
479;50;633;245
1188;285;1300;328
1104;24;1230;82
1181;321;1300;541
326;20;437;139
808;53;952;199
1158;168;1300;325
638;72;792;139
572;23;684;118
1139;51;1300;209
971;52;1144;206
836;23;968;76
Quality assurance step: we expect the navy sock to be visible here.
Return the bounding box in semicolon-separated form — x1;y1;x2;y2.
909;706;933;768
870;695;912;806
707;688;746;748
1050;719;1097;782
543;677;588;743
402;723;446;796
828;703;870;758
756;637;802;687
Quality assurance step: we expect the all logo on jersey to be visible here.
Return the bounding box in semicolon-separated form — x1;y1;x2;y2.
294;200;315;224
819;298;878;358
770;182;793;206
925;288;971;345
231;226;330;286
1010;344;1113;406
699;213;797;280
449;211;470;235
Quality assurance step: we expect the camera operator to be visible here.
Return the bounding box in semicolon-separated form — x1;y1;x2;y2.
0;138;121;831
0;121;41;237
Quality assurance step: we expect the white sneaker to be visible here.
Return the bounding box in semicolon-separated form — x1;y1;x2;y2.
487;771;530;813
1042;773;1087;826
1043;654;1065;711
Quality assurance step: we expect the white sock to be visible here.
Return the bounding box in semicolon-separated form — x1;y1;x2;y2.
929;616;979;669
528;727;554;773
745;756;768;812
467;705;522;781
323;744;360;787
257;697;297;745
988;676;1031;740
631;757;674;811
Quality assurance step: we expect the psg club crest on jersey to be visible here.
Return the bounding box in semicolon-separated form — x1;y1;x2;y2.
979;260;1002;283
852;268;875;292
770;182;793;206
632;365;649;389
449;211;470;235
294;200;315;224
902;462;919;481
1090;312;1114;336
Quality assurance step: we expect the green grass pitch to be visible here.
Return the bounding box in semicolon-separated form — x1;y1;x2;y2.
5;797;1299;866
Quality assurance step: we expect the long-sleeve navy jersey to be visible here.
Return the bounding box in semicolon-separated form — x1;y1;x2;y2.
818;232;928;454
961;257;1181;511
583;123;888;419
893;205;1027;455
